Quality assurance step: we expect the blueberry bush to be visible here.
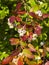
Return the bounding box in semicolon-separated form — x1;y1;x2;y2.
0;0;49;65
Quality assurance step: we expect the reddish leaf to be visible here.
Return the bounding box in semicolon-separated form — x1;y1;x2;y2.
15;16;22;22
45;61;49;65
42;14;49;19
2;48;20;65
21;35;28;41
29;12;37;17
29;12;43;20
17;57;23;65
10;38;19;45
2;55;13;65
16;3;22;11
34;25;42;35
28;32;33;41
17;11;26;15
9;16;15;23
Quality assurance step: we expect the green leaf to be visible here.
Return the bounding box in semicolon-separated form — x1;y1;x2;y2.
28;0;36;7
33;5;39;12
0;7;9;19
20;41;27;47
42;33;47;40
0;52;9;60
23;49;32;55
44;21;49;27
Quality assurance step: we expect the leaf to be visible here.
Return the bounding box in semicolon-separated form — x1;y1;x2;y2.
15;16;22;22
10;38;20;45
29;12;42;20
20;41;27;47
28;44;36;52
42;14;49;19
23;49;32;55
0;52;9;60
44;20;49;27
2;48;20;65
0;6;9;19
45;61;49;65
33;5;39;12
42;33;47;40
28;0;36;7
16;3;22;11
23;49;34;59
34;25;42;35
17;57;24;65
9;16;15;23
21;35;28;41
17;11;26;15
2;55;13;65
